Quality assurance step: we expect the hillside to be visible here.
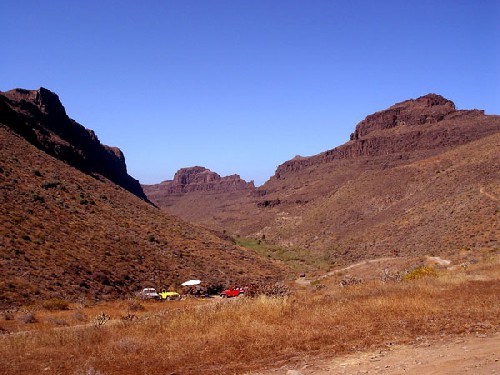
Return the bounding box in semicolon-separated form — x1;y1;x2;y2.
0;88;148;201
145;94;500;267
0;109;286;309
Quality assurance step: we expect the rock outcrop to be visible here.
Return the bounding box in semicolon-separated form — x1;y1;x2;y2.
0;87;148;201
274;94;499;179
350;94;457;139
170;166;254;193
143;166;254;200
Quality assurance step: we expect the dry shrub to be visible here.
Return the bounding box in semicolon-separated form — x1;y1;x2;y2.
245;282;291;297
381;268;403;282
93;313;110;326
72;310;88;322
113;337;141;354
1;311;15;321
126;300;144;312
120;313;138;322
42;298;70;311
404;265;437;281
17;312;37;324
339;274;362;287
46;317;68;326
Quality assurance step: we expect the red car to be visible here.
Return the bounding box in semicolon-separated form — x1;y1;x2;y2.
220;287;246;298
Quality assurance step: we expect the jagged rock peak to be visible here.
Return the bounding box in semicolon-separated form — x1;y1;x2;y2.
351;93;456;140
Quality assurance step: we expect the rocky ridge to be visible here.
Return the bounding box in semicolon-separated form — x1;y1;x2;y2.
0;87;148;201
273;94;498;179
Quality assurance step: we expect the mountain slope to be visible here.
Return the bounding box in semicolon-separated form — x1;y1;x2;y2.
0;87;148;201
0;123;285;309
146;94;500;266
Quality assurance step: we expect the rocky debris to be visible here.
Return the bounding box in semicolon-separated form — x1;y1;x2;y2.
0;87;148;201
144;166;255;195
381;268;404;283
339;275;362;287
273;94;500;179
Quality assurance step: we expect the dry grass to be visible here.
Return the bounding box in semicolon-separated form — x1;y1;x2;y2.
1;259;498;375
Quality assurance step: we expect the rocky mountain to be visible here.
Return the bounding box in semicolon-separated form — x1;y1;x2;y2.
274;94;496;178
0;87;147;201
0;89;286;308
144;166;254;196
146;94;500;267
143;167;256;228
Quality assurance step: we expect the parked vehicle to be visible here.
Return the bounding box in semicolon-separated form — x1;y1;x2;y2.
220;287;246;298
158;290;181;300
138;288;160;300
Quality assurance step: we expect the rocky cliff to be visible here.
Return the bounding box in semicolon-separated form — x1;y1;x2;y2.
144;166;254;198
350;93;457;139
0;87;148;201
273;94;499;179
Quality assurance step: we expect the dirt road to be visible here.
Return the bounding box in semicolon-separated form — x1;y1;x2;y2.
249;333;500;374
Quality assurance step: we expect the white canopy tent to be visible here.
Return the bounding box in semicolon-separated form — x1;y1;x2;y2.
181;279;201;286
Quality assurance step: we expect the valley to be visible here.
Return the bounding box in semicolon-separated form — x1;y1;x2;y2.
0;88;498;374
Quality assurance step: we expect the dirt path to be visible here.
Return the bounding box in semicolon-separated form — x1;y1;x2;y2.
480;187;498;202
249;333;500;374
295;257;401;286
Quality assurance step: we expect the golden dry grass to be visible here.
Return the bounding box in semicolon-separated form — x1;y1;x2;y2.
1;258;498;375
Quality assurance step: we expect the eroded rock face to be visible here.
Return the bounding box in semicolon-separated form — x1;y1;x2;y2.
273;93;499;179
0;87;148;201
351;94;457;139
145;166;254;196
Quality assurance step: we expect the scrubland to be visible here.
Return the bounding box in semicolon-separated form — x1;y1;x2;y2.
0;255;498;375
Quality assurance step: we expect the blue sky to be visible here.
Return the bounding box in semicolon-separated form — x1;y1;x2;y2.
2;1;499;186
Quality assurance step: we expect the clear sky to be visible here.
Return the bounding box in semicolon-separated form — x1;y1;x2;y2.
2;1;499;186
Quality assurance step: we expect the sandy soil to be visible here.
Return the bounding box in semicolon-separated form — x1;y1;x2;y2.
249;333;500;375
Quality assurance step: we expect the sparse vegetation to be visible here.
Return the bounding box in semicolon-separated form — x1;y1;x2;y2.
0;260;498;374
0;124;284;307
234;237;332;270
1;90;499;374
